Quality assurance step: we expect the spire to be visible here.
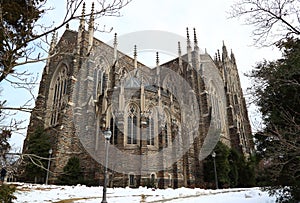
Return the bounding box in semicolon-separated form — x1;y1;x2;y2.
193;27;200;71
79;2;85;31
186;27;192;67
46;32;57;74
217;49;221;62
230;49;236;65
113;33;118;61
156;51;159;67
178;41;182;57
49;31;57;53
134;45;137;57
88;2;94;31
156;52;160;86
87;2;95;53
77;3;86;54
187;27;191;47
222;40;228;62
193;28;199;49
156;51;161;106
134;45;137;69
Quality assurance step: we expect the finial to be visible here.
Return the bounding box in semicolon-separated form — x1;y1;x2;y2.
134;45;137;69
217;49;221;61
81;2;86;17
231;49;236;64
79;2;85;31
113;33;118;61
113;33;118;46
66;23;69;30
186;27;192;65
156;52;159;66
222;40;228;60
88;2;95;29
193;28;198;45
186;27;190;44
205;48;207;54
178;41;182;56
91;2;94;14
50;31;55;43
50;31;56;52
134;45;137;57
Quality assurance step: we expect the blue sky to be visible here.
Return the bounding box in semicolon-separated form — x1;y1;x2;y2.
3;0;281;150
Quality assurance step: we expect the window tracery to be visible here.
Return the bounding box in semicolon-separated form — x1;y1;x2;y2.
93;68;103;100
50;65;68;126
110;116;118;145
126;104;139;145
146;108;155;146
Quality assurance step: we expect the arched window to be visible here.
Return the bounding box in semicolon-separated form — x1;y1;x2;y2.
50;65;68;126
93;68;103;100
127;104;138;145
110;117;118;145
102;73;107;95
151;173;156;182
162;110;171;147
128;173;135;187
168;174;172;187
146;117;155;146
164;123;169;147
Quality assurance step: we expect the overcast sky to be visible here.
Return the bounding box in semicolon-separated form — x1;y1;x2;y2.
4;0;282;150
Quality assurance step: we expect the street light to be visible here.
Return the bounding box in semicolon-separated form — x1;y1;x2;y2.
45;148;53;185
211;151;219;189
101;129;112;203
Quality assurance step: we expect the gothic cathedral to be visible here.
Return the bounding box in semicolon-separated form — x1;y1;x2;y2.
22;4;253;188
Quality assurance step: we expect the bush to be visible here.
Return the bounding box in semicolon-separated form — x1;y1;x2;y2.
228;149;240;187
0;184;17;203
237;155;256;187
203;141;230;188
203;141;257;188
57;157;84;185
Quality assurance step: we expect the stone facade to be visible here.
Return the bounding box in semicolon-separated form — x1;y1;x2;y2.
22;6;253;188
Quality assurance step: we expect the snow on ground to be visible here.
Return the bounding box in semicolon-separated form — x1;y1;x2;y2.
10;182;276;203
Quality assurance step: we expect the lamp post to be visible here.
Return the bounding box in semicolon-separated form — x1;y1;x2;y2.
211;151;219;189
101;129;112;203
45;148;52;185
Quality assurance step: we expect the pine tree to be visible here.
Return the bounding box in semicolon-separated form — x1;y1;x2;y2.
249;38;300;202
203;142;231;188
22;126;51;183
0;129;11;163
58;157;83;185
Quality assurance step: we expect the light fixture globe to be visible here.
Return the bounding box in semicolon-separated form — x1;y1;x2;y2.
211;151;216;158
103;130;112;140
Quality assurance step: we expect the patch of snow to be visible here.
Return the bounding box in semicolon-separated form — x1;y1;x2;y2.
10;183;276;203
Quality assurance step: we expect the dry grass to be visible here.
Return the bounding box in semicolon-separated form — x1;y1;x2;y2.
54;197;98;203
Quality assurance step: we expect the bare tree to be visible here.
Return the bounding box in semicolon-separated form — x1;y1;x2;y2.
0;0;131;181
229;0;300;46
0;0;131;112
